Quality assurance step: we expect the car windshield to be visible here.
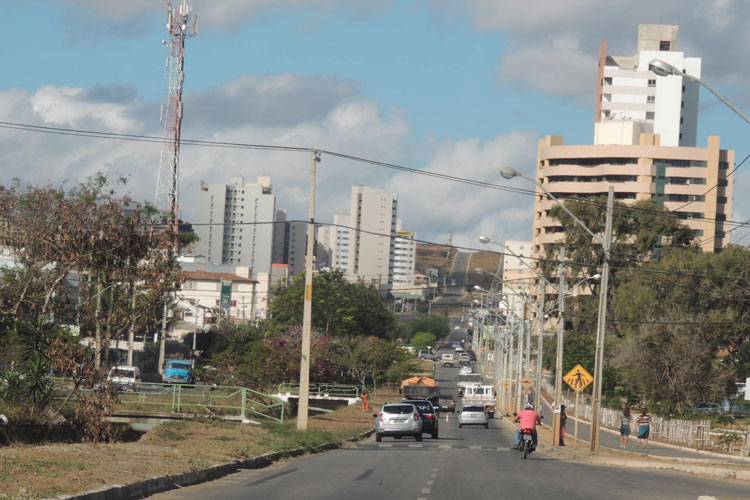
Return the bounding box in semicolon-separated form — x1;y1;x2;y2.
462;405;484;412
114;369;135;378
383;405;414;414
411;402;433;412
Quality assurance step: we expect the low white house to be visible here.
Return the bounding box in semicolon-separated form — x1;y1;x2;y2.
172;268;260;338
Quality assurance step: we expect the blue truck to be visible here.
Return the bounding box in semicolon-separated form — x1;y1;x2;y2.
162;359;195;384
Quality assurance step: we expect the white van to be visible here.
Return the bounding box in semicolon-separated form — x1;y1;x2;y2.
107;365;141;391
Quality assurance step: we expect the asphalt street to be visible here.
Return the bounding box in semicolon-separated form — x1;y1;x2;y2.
148;353;750;500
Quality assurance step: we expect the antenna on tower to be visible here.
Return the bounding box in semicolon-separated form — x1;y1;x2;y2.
155;0;197;234
447;230;454;248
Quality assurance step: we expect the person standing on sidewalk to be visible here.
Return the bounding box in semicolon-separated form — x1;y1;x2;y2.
619;406;632;448
636;407;652;448
559;404;567;446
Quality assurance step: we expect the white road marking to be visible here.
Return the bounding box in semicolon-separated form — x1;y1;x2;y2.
421;488;431;494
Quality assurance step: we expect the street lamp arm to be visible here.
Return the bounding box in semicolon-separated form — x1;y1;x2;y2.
649;59;750;126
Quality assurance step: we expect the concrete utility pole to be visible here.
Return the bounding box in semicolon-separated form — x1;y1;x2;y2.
297;150;320;431
552;248;566;446
590;186;614;453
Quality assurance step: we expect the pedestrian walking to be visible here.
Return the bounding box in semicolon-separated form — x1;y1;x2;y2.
361;390;370;411
559;404;567;446
636;407;652;448
619;406;632;448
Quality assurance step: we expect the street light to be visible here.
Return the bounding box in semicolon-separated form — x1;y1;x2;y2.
648;59;750;125
501;166;614;452
477;237;550;414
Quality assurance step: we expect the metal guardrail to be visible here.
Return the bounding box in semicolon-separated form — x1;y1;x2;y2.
277;382;361;399
53;382;285;423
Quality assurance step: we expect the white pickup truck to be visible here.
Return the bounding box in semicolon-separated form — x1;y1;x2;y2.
461;384;496;418
440;353;456;367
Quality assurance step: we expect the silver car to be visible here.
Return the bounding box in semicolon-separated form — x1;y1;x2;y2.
458;404;489;428
374;403;423;442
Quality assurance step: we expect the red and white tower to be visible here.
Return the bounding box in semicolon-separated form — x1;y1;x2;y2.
155;0;197;233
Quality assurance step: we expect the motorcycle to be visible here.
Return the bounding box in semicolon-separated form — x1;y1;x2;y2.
519;428;535;459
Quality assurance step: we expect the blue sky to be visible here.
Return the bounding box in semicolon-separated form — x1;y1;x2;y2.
2;0;749;248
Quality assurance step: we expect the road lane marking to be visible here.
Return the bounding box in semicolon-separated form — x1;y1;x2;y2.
426;480;435;485
421;488;431;494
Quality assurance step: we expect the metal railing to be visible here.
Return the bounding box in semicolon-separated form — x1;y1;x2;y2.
277;382;361;399
53;382;285;423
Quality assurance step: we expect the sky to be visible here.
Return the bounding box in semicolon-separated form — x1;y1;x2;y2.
2;0;750;250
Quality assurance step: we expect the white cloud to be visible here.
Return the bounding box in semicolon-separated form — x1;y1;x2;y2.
384;131;540;247
31;85;142;132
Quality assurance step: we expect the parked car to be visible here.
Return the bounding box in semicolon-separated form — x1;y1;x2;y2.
403;399;439;438
374;403;423;442
458;353;471;365
458;404;489;428
687;402;722;415
106;365;141;391
437;394;457;413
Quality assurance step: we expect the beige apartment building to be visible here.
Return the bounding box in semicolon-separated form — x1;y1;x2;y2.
531;133;734;257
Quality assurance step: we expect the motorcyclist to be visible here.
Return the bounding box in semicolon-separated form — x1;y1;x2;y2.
513;402;541;450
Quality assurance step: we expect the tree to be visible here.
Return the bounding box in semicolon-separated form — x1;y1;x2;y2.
268;269;397;338
347;336;401;389
410;332;436;351
406;316;450;341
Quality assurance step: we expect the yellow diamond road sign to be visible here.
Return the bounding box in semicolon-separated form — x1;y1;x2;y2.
563;364;593;392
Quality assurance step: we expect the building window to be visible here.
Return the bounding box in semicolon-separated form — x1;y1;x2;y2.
682;85;686;92
659;41;671;51
681;101;685;109
679;133;683;140
647;79;656;87
680;117;684;124
647;96;655;103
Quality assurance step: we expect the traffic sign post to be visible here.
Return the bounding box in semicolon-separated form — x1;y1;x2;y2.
563;364;593;446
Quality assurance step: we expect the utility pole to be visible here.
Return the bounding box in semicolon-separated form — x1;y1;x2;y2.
534;281;546;413
552;247;566;446
590;186;614;453
297;150;320;431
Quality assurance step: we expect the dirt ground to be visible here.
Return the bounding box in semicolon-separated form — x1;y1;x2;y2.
0;402;377;500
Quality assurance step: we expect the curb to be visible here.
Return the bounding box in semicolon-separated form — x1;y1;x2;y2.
55;429;375;500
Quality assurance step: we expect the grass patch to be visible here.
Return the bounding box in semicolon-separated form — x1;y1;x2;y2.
156;421;190;441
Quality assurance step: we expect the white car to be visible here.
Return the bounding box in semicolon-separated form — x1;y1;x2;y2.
459;365;473;375
458;404;489;428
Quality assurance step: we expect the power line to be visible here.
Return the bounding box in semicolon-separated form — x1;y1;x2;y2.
2;119;747;229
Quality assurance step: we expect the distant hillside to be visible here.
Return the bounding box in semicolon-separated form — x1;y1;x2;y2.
416;243;456;275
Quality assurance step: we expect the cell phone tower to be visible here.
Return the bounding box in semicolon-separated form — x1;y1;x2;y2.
155;0;197;234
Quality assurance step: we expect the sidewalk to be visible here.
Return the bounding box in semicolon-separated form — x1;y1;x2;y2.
497;415;750;482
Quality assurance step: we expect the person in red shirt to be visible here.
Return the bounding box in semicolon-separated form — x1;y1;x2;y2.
513;403;542;450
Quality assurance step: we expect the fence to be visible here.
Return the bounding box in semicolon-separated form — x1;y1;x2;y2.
277;383;361;399
53;382;286;423
540;378;711;448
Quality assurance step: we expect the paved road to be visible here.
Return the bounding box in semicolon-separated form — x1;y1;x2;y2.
148;360;750;500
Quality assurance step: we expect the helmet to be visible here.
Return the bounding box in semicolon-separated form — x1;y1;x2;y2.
524;403;533;410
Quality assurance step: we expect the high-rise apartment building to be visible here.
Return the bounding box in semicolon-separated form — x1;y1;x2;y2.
596;24;701;147
530;25;734;260
193;176;276;275
320;186;407;289
271;209;307;275
392;229;417;288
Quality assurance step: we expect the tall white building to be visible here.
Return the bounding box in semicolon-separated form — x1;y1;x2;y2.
595;24;701;147
500;240;535;321
320;186;409;289
193;176;276;275
392;229;417;288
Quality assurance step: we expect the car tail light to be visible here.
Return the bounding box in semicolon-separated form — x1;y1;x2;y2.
414;413;420;420
424;414;434;420
378;413;383;421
